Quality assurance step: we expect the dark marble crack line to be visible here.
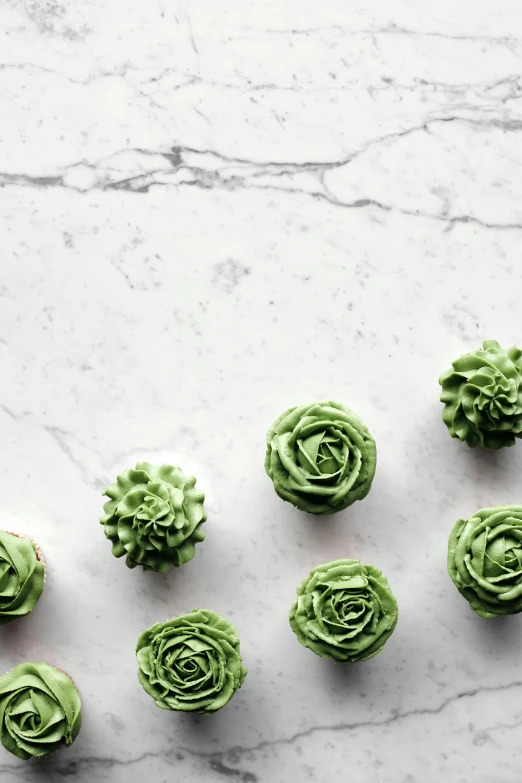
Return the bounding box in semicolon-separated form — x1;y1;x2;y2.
2;679;519;778
1;113;522;194
232;24;522;45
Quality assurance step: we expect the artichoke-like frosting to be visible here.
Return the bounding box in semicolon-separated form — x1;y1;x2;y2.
101;462;206;572
265;401;377;515
0;662;82;760
448;505;522;618
290;559;398;662
136;609;247;713
0;531;45;625
439;340;522;449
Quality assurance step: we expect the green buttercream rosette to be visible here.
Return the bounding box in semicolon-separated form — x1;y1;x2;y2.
0;531;45;625
448;505;522;618
439;340;522;449
136;609;247;713
0;662;82;760
265;401;376;515
290;559;398;662
101;462;206;572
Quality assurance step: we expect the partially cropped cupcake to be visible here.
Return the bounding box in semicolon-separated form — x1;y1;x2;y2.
0;662;82;759
290;559;398;662
100;461;206;572
448;505;522;618
136;609;247;713
0;531;45;625
439;340;522;449
265;400;377;515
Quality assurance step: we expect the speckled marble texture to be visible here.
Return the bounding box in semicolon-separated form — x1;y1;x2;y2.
1;0;522;781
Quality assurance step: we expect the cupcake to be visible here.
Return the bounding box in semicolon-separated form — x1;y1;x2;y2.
0;662;82;759
0;531;45;625
136;609;247;713
100;461;206;572
439;340;522;449
290;559;398;662
448;505;522;618
265;400;376;515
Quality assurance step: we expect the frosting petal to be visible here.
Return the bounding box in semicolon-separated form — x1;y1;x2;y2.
265;401;376;515
448;505;522;617
100;462;206;572
0;663;81;760
439;340;522;449
136;609;247;713
289;559;398;662
0;532;44;625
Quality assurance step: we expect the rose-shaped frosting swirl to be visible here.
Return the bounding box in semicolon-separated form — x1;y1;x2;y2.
136;609;247;713
290;559;398;662
265;401;377;515
439;340;522;449
0;531;44;625
0;662;81;759
101;462;206;572
448;505;522;618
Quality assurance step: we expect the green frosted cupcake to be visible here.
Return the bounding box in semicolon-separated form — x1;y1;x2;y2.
0;662;82;759
265;400;376;515
290;559;398;662
448;505;522;618
0;531;45;625
439;340;522;449
100;461;206;572
136;609;247;713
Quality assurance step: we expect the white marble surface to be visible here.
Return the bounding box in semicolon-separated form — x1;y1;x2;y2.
1;0;522;780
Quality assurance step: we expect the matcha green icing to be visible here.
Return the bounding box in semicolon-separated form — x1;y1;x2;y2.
0;662;81;760
265;401;376;515
439;340;522;449
101;461;206;572
0;531;44;625
136;609;247;713
290;559;398;662
448;505;522;618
